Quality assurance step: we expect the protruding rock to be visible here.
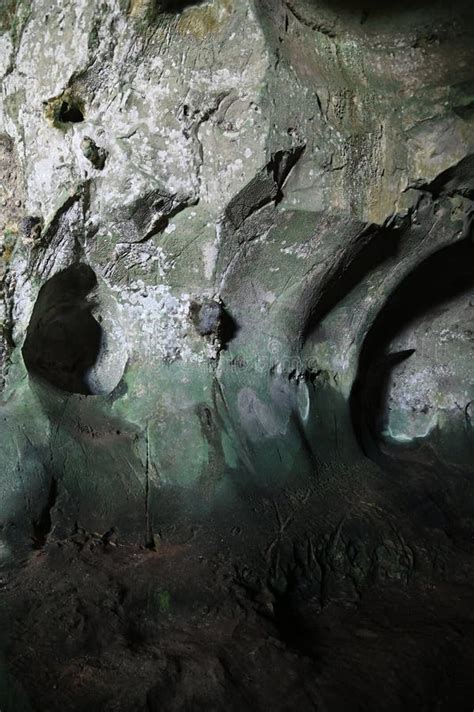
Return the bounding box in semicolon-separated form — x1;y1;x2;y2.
20;216;42;243
81;136;108;170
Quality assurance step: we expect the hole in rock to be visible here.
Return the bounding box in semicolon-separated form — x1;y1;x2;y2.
158;0;205;11
22;264;102;395
57;100;84;124
350;239;474;457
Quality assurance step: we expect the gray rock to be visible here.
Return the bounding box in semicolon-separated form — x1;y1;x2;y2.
0;0;472;558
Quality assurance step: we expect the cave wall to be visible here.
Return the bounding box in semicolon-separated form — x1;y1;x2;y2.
0;0;473;561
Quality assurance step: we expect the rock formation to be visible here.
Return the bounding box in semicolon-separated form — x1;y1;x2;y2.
1;1;474;709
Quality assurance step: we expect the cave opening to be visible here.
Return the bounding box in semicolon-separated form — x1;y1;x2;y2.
158;0;205;10
350;238;474;458
22;264;103;395
57;100;84;124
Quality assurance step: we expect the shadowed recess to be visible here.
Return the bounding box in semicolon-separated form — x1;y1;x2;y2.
350;238;474;458
22;264;102;395
57;101;84;124
302;226;402;346
281;0;473;23
157;0;205;10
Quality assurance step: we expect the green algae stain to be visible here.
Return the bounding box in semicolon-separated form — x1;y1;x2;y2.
149;588;171;615
0;1;17;32
0;0;32;47
221;431;238;469
157;589;171;613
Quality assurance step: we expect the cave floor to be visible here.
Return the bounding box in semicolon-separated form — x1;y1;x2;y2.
3;533;474;712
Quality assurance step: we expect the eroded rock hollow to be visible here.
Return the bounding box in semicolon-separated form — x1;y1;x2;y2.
0;1;474;710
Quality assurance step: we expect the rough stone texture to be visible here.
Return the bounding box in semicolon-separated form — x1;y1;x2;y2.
1;1;474;710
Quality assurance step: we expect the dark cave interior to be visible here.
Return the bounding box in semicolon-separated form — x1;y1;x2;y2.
22;264;102;395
